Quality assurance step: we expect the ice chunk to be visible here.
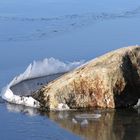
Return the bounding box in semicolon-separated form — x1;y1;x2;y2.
8;58;84;87
1;86;40;108
75;113;101;120
1;57;83;108
57;103;70;111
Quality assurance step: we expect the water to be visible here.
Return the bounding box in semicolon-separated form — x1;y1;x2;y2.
1;102;140;140
0;0;140;139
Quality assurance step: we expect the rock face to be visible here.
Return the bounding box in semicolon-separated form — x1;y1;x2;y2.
33;46;140;110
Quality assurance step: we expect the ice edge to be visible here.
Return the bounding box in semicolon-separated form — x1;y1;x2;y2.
1;58;84;108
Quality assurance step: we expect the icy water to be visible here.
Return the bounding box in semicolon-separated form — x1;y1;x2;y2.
1;0;140;140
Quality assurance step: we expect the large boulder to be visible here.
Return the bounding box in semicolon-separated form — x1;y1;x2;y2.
33;46;140;110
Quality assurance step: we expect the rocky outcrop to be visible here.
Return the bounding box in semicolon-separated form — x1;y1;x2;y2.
33;46;140;110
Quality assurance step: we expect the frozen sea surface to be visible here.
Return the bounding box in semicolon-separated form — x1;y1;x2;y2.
1;0;140;140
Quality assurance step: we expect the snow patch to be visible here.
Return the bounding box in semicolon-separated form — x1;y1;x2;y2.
57;103;70;111
1;86;40;108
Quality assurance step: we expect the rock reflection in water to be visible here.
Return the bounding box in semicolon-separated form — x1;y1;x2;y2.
44;110;117;140
43;109;140;140
6;103;140;140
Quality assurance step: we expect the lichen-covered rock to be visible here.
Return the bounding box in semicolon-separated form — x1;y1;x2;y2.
33;46;140;110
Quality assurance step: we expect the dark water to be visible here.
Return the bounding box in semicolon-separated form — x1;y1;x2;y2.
1;0;140;140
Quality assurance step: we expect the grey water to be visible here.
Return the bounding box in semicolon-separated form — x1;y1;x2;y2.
1;0;140;140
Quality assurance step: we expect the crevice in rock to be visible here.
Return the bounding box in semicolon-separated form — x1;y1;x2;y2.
114;53;140;107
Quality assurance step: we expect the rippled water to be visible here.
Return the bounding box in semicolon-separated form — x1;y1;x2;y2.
1;0;140;140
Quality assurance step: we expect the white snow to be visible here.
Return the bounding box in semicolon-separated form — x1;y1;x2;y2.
1;86;40;108
1;58;83;108
57;103;70;111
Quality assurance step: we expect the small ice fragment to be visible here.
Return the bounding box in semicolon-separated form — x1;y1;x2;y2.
134;98;140;108
1;86;40;108
93;114;101;119
81;119;88;126
75;113;101;120
57;103;70;110
72;118;78;124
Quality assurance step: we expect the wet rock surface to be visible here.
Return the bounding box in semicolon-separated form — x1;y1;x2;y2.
33;46;140;110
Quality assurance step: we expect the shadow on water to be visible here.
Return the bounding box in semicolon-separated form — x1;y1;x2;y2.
11;72;65;96
6;103;140;140
0;97;4;104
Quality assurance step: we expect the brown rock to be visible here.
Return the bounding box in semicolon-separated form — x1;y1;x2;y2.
32;46;140;110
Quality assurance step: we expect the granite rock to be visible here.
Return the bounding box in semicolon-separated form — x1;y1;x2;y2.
33;46;140;110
